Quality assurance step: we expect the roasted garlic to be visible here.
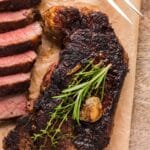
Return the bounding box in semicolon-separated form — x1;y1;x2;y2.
80;96;103;123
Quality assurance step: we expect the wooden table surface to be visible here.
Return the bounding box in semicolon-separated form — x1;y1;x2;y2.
130;0;150;149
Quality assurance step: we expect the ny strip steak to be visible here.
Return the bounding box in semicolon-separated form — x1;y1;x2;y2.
0;73;31;96
0;94;27;120
0;51;37;76
0;22;42;57
0;9;40;33
0;0;41;12
4;6;128;150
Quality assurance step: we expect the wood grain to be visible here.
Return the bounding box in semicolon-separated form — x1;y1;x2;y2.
130;0;150;150
0;0;141;149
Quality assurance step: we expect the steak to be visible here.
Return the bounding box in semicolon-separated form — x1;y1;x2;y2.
0;0;41;12
0;50;37;76
4;6;128;150
0;73;30;96
0;94;27;120
0;9;40;33
0;22;42;57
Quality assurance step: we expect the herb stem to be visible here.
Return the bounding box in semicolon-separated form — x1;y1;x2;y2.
32;62;111;146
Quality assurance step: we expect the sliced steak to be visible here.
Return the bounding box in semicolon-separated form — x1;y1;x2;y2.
0;51;37;76
0;22;42;57
0;94;27;120
0;73;30;96
0;0;41;12
0;9;40;33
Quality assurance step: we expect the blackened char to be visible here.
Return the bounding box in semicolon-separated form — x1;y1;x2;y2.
0;0;41;12
4;6;128;150
0;22;42;57
0;9;40;33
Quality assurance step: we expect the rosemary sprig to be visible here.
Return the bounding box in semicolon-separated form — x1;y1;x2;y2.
33;62;111;146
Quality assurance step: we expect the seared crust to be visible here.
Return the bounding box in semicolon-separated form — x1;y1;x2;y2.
4;6;128;150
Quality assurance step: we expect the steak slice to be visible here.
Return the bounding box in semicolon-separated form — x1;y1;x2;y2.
4;7;128;150
0;0;41;12
0;51;37;76
0;22;42;57
0;9;40;33
0;94;27;120
0;73;30;96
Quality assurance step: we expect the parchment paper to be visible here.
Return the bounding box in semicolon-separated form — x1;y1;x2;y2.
0;0;141;149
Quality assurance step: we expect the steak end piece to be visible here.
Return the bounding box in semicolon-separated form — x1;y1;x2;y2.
0;22;42;57
0;94;27;120
0;73;31;96
0;9;41;33
0;0;41;12
0;50;37;76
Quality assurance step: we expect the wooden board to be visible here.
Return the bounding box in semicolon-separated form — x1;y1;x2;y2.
0;0;141;149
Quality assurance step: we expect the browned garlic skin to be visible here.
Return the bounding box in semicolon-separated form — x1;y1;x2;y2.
80;96;103;123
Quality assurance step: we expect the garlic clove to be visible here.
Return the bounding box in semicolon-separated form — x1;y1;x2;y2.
80;96;103;123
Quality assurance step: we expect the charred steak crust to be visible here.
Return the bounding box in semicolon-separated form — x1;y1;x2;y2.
0;0;41;12
0;9;41;33
4;7;128;150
